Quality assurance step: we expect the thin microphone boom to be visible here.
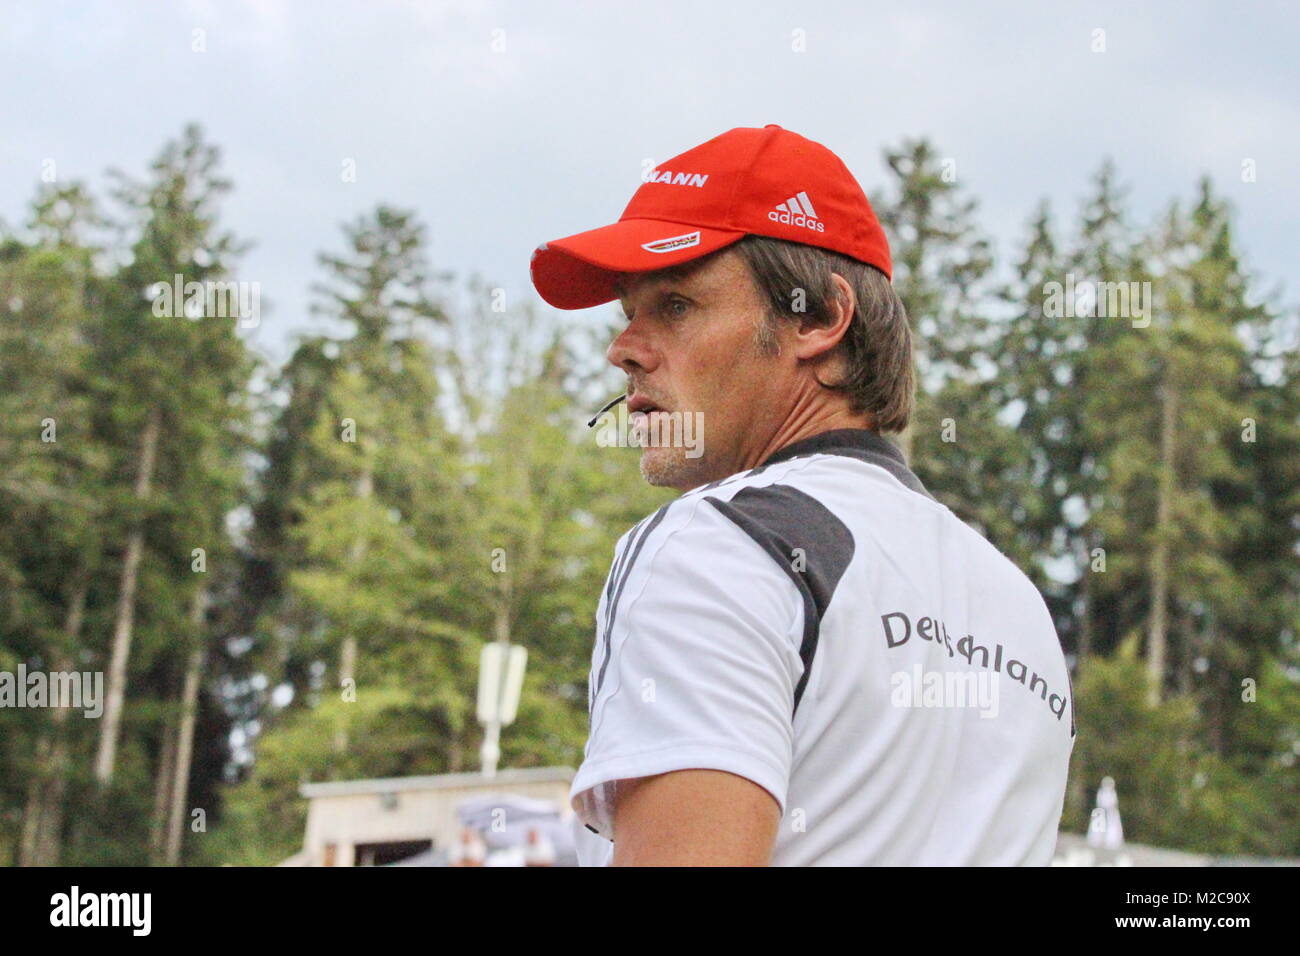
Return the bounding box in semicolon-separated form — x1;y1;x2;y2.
587;393;627;428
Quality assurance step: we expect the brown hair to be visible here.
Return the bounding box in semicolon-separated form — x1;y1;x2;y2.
731;234;914;433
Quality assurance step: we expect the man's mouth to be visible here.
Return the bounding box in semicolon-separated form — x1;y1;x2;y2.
627;394;667;421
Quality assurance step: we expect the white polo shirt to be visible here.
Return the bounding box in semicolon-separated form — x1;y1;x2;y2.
570;428;1076;866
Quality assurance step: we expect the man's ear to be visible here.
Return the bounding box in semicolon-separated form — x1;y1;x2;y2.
791;273;855;362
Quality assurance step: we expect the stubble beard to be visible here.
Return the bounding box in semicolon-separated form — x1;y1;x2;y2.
638;442;709;491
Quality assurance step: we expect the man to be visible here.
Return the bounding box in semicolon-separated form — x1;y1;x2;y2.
530;124;1075;866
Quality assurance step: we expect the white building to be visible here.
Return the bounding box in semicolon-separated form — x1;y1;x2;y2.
279;766;574;866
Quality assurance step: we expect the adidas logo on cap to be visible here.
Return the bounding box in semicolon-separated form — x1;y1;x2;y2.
768;190;825;233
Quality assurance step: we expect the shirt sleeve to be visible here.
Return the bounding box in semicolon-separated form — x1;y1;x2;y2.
570;496;805;840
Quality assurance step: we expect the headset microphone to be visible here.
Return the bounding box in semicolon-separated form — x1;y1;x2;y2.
587;393;627;428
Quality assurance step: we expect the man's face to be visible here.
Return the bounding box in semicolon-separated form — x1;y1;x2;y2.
608;248;789;491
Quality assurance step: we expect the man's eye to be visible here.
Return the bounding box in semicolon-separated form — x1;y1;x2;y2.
666;297;689;317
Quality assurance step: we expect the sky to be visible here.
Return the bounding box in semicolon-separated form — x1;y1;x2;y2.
2;0;1296;372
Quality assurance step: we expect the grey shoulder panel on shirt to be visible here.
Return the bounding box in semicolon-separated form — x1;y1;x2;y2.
703;485;855;716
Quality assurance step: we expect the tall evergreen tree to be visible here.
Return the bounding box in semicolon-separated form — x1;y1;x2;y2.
85;124;254;839
872;138;994;462
0;183;109;865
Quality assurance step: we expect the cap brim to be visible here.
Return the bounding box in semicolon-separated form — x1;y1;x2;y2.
530;219;746;310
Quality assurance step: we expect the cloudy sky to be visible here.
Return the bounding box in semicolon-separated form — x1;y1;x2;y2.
2;0;1296;368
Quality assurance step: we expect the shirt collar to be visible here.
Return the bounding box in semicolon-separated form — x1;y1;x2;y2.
760;428;932;498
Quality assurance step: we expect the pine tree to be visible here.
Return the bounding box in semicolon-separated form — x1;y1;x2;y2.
1082;182;1261;706
872;138;994;461
0;183;109;865
89;123;254;807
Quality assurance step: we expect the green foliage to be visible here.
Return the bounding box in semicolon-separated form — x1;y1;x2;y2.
1064;644;1299;855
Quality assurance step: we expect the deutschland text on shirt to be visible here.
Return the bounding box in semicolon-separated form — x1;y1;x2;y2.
881;610;1071;726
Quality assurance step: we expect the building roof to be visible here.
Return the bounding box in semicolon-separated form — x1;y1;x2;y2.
299;766;575;799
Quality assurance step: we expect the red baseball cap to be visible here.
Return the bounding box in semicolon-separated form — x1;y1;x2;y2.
530;124;891;310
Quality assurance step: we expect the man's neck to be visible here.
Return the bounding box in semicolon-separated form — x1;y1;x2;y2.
747;404;874;474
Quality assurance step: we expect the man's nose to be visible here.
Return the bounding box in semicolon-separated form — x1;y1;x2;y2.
606;319;658;374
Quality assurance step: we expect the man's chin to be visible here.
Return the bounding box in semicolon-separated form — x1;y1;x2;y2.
638;446;707;491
